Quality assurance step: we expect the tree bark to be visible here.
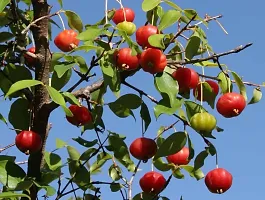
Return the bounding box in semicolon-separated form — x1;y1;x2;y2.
24;0;51;199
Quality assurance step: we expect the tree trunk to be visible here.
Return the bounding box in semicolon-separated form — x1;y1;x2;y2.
23;0;51;199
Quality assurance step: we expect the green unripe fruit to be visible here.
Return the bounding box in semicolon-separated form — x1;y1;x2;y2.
116;21;136;36
190;112;217;133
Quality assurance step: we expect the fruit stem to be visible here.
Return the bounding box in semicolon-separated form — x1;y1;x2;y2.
228;77;231;93
215;151;219;169
116;0;127;21
58;13;65;30
29;31;35;47
151;10;155;26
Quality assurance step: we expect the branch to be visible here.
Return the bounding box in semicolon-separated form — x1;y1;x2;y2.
154;120;180;140
189;14;223;28
0;143;15;153
128;160;141;200
122;81;188;125
167;43;253;65
21;10;63;35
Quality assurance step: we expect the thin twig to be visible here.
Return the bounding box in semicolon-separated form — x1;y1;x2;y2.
21;10;63;35
128;160;141;200
167;43;253;65
0;143;16;153
154;120;180;140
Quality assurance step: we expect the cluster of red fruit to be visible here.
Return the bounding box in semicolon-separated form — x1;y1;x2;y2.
172;68;246;118
130;138;232;195
113;8;167;74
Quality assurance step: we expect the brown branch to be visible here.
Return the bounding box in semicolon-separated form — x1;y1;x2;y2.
21;10;63;35
167;43;253;65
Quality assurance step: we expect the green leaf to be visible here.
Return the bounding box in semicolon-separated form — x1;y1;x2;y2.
133;192;154;200
0;0;10;13
57;0;63;7
184;101;206;121
0;112;7;125
72;137;98;148
163;0;182;11
108;132;135;172
77;26;103;41
79;148;97;161
154;97;182;118
140;102;151;133
90;152;112;174
142;0;160;12
62;92;80;106
185;35;201;60
110;94;142;110
231;71;247;101
44;152;62;171
181;165;204;180
69;45;100;54
158;10;181;31
148;34;165;49
0;192;30;199
187;134;195;160
0;155;16;162
51;68;72;90
154;132;187;159
14;180;33;191
56;138;67;149
153;158;172;171
172;168;184;179
108;165;121;181
54;62;75;78
217;72;232;94
33;181;56;196
0;160;26;189
5;80;43;97
193;150;208;171
110;183;122;192
183;9;201;21
0;32;14;43
248;87;262;105
9;98;30;131
109;103;134;119
65;10;83;33
67;146;81;160
46;85;72;117
155;72;179;107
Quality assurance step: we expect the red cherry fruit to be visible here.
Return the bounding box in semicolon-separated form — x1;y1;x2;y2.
66;105;92;126
172;68;199;92
136;25;158;48
54;29;79;52
166;147;190;165
112;8;135;25
216;92;246;118
15;130;42;154
193;80;219;101
205;168;233;194
116;48;139;70
140;48;167;74
129;137;157;161
139;171;166;194
24;47;36;64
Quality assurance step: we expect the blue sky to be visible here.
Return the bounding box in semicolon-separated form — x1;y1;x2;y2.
1;0;265;199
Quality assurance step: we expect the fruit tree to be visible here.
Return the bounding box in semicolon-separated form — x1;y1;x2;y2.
0;0;263;199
